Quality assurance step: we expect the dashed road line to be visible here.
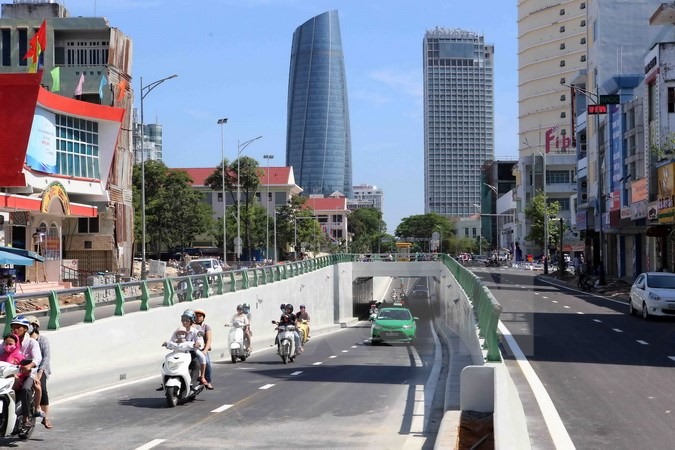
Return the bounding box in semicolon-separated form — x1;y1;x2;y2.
211;404;233;413
259;384;275;390
313;362;323;366
576;312;584;315
135;439;166;450
669;356;675;362
351;345;357;348
612;328;623;333
563;306;570;309
551;300;558;303
290;371;303;376
593;319;602;323
329;355;337;359
341;350;348;353
636;340;649;345
542;296;548;299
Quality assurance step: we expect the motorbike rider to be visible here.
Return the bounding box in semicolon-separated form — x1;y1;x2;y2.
162;310;208;387
193;309;214;390
230;305;252;352
1;316;42;427
25;315;52;429
277;304;302;355
296;304;311;339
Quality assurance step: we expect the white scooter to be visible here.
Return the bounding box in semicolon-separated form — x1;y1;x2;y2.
272;321;296;364
160;341;203;407
226;320;251;364
0;360;36;440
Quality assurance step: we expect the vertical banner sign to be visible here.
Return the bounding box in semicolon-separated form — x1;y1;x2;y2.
657;162;675;223
610;104;623;209
25;108;57;173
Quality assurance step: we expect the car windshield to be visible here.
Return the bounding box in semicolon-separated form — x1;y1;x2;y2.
377;310;412;321
647;274;675;289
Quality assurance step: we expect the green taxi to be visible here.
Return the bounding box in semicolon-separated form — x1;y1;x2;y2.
370;306;418;344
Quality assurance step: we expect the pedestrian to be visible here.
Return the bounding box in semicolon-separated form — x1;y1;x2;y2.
25;315;52;429
194;309;214;390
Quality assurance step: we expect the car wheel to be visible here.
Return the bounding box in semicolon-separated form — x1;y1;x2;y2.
628;298;636;316
642;302;650;320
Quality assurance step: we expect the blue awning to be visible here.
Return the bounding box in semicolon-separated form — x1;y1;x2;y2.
0;250;35;266
0;246;44;262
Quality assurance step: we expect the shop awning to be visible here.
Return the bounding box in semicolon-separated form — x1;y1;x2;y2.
0;249;35;266
646;226;671;237
0;246;44;262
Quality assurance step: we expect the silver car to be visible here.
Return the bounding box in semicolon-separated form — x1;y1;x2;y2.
629;272;675;320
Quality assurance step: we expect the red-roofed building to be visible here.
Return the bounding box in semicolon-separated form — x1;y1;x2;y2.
174;166;303;249
304;196;349;250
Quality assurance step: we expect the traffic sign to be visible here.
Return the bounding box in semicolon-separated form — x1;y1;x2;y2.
599;94;620;105
588;104;607;115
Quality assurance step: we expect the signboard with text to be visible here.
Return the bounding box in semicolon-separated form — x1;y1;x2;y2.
657;162;675;223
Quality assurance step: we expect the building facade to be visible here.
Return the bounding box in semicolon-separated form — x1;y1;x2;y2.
349;184;383;212
423;28;494;219
0;1;133;280
480;160;517;250
286;10;353;198
133;108;163;163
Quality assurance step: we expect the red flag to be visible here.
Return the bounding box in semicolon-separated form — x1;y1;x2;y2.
116;79;127;103
23;20;47;69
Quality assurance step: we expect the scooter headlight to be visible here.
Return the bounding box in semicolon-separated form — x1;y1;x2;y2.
166;360;183;371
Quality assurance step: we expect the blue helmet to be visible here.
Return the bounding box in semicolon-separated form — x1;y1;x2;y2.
181;309;196;323
10;316;30;328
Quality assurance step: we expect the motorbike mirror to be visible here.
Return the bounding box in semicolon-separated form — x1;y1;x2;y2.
271;320;278;324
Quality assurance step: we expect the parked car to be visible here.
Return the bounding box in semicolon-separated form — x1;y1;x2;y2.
370;306;418;345
187;258;226;274
629;272;675;320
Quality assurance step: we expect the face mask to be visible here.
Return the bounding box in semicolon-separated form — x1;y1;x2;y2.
4;344;16;353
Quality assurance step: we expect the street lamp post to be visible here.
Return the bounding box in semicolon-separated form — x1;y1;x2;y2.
139;74;177;280
235;136;263;262
263;154;274;261
472;203;482;255
217;118;228;264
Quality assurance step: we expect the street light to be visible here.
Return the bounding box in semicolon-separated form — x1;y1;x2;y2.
565;83;606;284
139;74;177;280
472;203;482;255
235;135;263;262
217;118;228;265
263;154;274;261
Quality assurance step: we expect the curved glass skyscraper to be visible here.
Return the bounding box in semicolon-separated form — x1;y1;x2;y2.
286;10;352;198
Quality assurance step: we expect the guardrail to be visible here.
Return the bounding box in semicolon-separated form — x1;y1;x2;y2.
441;254;502;362
0;254;355;333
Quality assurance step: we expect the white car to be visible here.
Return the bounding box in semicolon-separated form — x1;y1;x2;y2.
629;272;675;320
187;258;226;274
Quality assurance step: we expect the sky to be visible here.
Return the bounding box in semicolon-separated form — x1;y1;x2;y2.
64;0;518;233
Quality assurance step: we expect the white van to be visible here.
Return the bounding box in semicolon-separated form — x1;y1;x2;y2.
187;258;226;274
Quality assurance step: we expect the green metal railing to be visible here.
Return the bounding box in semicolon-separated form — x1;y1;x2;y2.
441;255;503;362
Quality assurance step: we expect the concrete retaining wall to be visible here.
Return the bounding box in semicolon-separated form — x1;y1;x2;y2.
47;263;355;399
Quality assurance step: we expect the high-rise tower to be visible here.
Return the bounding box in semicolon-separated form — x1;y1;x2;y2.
423;28;494;217
286;10;353;198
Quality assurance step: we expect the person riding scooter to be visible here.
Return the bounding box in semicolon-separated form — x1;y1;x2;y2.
229;305;251;351
162;310;208;386
275;304;302;355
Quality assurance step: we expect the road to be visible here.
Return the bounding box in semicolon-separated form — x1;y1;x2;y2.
473;266;675;450
12;300;442;449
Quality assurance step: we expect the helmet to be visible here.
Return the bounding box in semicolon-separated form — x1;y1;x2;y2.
299;304;305;309
280;303;286;311
10;316;30;329
285;304;294;313
236;304;244;312
242;303;250;313
181;309;196;323
24;315;40;328
194;309;206;318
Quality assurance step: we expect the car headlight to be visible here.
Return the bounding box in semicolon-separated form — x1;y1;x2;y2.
402;325;412;329
372;324;382;330
649;292;661;301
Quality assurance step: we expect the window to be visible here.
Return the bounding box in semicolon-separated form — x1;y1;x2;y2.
581;2;586;9
55;114;100;179
581;55;586;62
18;29;27;67
560;43;566;50
217;193;223;202
560;94;566;101
78;217;100;233
580;37;586;45
1;29;10;66
669;87;675;113
581;20;586;27
560;26;565;33
560;77;566;85
559;8;565;15
560;112;567;118
560;60;566;67
592;20;598;42
546;171;571;184
55;40;109;67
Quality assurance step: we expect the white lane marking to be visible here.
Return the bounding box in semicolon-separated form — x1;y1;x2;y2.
341;350;349;353
313;362;323;366
211;404;233;413
612;328;623;333
410;344;423;368
669;356;675;362
259;384;275;390
636;340;649;345
563;306;570;309
424;319;442;432
290;371;303;376
351;345;357;348
498;322;576;449
135;440;166;450
576;311;584;315
539;277;628;306
552;300;558;303
535;293;540;296
542;296;548;299
593;319;602;323
329;355;337;359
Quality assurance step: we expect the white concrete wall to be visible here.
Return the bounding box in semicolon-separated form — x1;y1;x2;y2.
47;263;354;398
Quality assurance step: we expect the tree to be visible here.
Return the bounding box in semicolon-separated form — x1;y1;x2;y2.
275;196;326;258
524;192;560;254
395;213;455;252
348;208;387;253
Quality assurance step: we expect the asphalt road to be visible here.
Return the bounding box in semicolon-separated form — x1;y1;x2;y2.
473;266;675;450
8;300;441;449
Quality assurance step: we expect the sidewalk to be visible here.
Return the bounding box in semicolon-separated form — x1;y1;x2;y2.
540;272;632;302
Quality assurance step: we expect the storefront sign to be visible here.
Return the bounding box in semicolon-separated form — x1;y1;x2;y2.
576;211;587;230
648;201;659;220
25;108;57;174
630;201;647;220
631;178;648;203
40;181;71;215
657;162;675;223
611;191;621;210
544;126;573;153
621;206;632;219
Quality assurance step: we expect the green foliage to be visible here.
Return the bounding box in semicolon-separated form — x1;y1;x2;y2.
347;208;387;253
132;161;214;256
524;192;561;252
394;213;456;252
274;196;327;257
651;132;675;161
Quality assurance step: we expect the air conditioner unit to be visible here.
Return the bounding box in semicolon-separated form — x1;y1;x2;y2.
581;144;587;151
581;193;588;202
581;181;587;189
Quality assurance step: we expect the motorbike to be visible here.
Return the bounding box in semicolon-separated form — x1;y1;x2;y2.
578;274;596;292
296;319;309;345
272;321;296;364
368;307;378;321
160;341;204;407
0;359;36;440
226;320;251;364
176;267;206;302
485;259;501;267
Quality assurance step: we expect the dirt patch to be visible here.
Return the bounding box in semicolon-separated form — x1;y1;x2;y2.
456;410;494;450
14;293;85;313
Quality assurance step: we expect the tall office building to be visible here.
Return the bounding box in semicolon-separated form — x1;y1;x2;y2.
286;10;353;198
423;28;494;217
133;108;164;162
